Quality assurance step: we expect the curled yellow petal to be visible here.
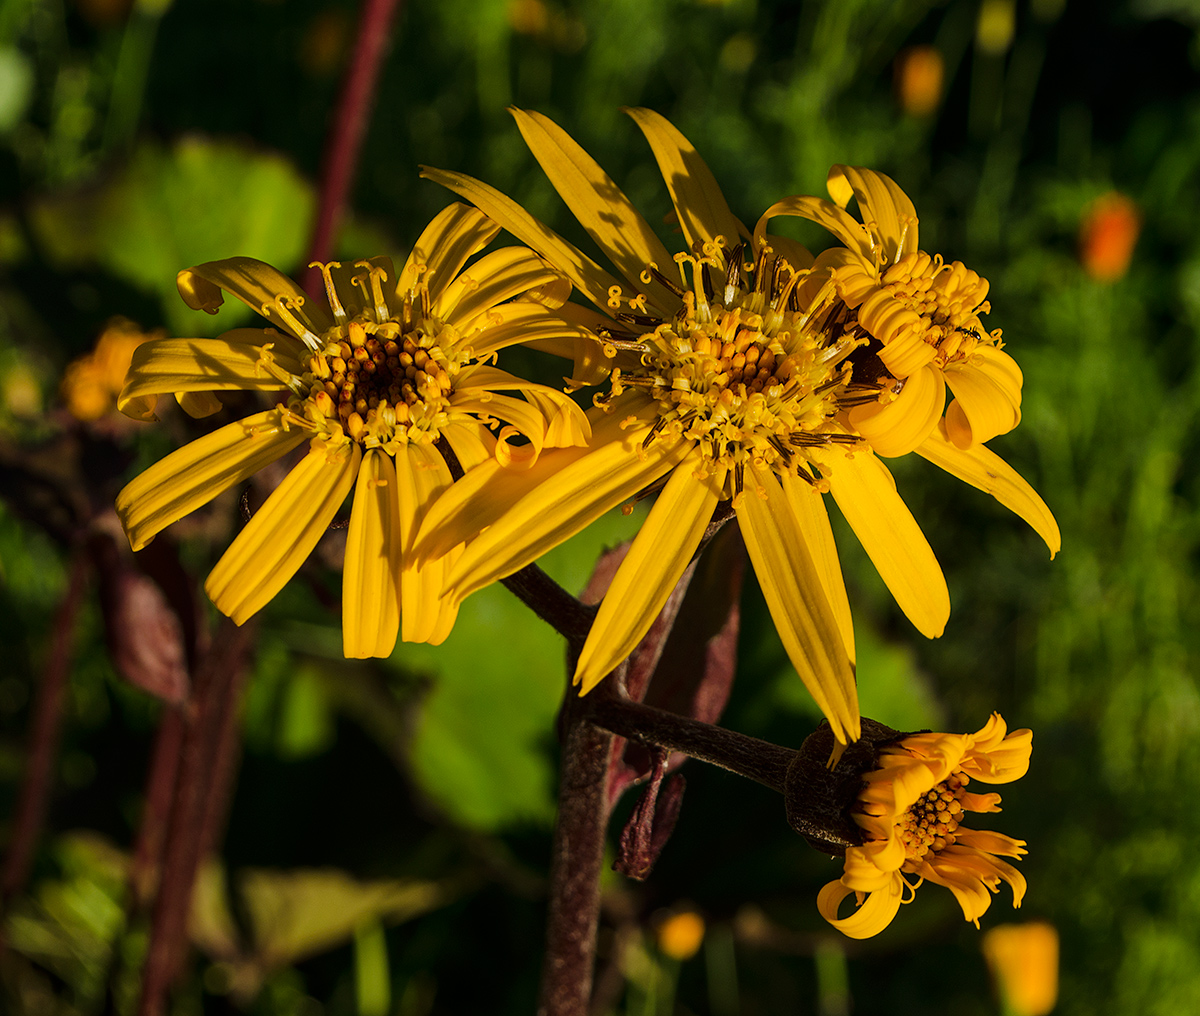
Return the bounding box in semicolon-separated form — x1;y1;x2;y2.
916;421;1060;557
205;439;360;625
817;874;906;939
343;449;400;659
753;196;874;265
116;410;309;552
826;165;920;261
177;257;331;339
574;450;725;693
944;346;1023;448
736;464;860;746
815;447;950;638
434;246;562;330
624;107;747;253
848;363;945;457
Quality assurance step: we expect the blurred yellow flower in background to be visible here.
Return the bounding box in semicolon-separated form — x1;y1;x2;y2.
895;46;944;117
61;317;160;422
656;910;705;962
819;713;1031;939
983;921;1060;1016
115;203;590;657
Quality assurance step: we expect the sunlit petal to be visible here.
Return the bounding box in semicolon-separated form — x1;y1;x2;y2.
343;449;400;659
116;411;309;552
434;247;562;329
827;165;920;261
395;442;456;644
396;203;500;303
205;440;360;625
753;196;874;264
817;874;906;940
944;346;1023;447
177;257;331;338
848;363;944;457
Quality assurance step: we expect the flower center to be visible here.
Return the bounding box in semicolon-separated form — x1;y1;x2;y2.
898;772;967;862
291;262;468;449
877;251;999;367
602;246;876;495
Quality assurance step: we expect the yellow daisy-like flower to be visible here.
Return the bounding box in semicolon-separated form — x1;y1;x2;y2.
818;712;1031;939
115;203;591;658
755;168;1060;555
416;109;970;748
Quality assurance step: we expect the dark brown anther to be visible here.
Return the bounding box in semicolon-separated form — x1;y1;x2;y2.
725;243;745;295
753;245;771;295
783;719;906;855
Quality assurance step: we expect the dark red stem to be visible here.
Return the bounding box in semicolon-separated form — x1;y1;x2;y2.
136;617;254;1016
129;706;186;912
1;547;89;903
302;0;405;298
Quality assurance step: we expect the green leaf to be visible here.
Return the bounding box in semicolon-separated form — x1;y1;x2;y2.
398;504;646;831
29;138;314;335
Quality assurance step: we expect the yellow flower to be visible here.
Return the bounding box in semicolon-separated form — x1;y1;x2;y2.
61;317;160;421
754;167;1059;555
818;713;1031;939
115;203;591;658
982;921;1059;1016
417;110;973;749
656;910;705;962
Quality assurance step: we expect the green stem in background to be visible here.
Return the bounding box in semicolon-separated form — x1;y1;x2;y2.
0;545;89;906
302;0;406;298
103;1;172;152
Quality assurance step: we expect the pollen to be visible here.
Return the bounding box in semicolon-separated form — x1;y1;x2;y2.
898;773;967;861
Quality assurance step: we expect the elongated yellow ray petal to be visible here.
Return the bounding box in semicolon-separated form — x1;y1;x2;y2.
395;442;455;643
441;425;690;604
754;196;874;265
452;365;591;446
118;339;300;420
736;464;860;746
205;439;360;625
452;393;547;464
434;247;561;329
575;450;725;693
624;107;747;253
465;302;595;358
817;874;906;939
848;363;945;457
116;411;309;551
397;203;501;302
827;166;919;262
761;233;815;272
176;391;224;419
816;448;950;638
343;449;401;659
779;472;855;666
420;166;624;312
177;257;331;338
415;392;653;561
511;108;677;316
441;421;497;472
916;422;1060;557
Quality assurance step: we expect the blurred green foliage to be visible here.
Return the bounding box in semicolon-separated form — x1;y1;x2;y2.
4;0;1200;1014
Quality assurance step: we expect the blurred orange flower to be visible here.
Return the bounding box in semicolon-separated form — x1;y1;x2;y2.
895;46;944;117
656;910;705;962
983;921;1059;1016
1079;192;1140;282
61;318;160;422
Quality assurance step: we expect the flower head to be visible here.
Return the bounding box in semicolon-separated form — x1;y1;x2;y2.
755;166;1060;556
416;109;983;749
818;713;1031;939
1079;191;1140;282
61;318;160;421
115;203;590;657
983;921;1059;1016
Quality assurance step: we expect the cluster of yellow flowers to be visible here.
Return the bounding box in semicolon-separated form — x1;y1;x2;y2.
112;108;1057;938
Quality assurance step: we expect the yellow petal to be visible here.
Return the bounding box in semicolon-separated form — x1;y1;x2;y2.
815;448;950;638
827;166;920;261
451;392;547;464
441;421;497;471
440;421;688;604
343;449;401;659
510;108;677;315
736;464;860;745
205;439;360;625
817;873;906;939
396;203;500;303
779;472;854;665
753;196;874;265
118;338;300;421
453;364;591;446
848;363;945;457
419;166;624;314
916;421;1060;557
434;246;562;330
944;346;1023;447
574;450;724;693
116;410;309;552
177;257;330;341
623;107;747;253
465;302;596;359
175;391;223;418
395;442;456;644
761;233;814;272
